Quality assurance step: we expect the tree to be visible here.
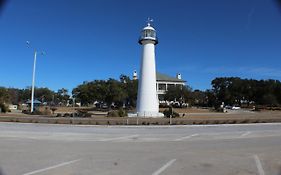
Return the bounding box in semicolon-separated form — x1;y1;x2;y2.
72;83;93;106
120;74;138;107
205;89;216;107
105;78;127;108
211;77;234;105
164;85;192;103
34;87;54;104
55;88;70;106
72;78;128;108
0;87;9;103
7;88;19;104
262;93;278;106
189;90;207;106
211;77;281;106
18;88;31;103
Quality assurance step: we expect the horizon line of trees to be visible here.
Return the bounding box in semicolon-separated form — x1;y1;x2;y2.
211;77;281;106
1;76;281;109
72;75;138;107
0;87;70;106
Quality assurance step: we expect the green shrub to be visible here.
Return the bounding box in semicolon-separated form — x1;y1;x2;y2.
118;108;127;117
31;110;43;115
22;110;30;114
0;103;8;113
41;108;52;115
63;113;70;117
84;113;92;118
107;109;127;117
163;107;180;118
50;107;57;114
77;109;88;117
107;111;119;117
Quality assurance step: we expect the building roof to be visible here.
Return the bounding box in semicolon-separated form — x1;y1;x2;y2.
156;72;186;82
26;99;42;104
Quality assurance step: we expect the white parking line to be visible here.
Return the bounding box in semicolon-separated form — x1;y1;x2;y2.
253;155;265;175
152;159;176;175
240;131;251;137
174;134;198;141
22;159;81;175
99;135;139;141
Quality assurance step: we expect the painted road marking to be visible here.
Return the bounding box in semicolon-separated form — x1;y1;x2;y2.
99;134;139;141
254;155;265;175
152;159;176;175
22;159;81;175
174;134;199;141
240;131;251;137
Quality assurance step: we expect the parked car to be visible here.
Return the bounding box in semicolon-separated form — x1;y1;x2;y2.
232;106;241;110
225;105;232;109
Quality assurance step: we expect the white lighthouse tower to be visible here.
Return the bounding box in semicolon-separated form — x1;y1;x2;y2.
136;19;164;117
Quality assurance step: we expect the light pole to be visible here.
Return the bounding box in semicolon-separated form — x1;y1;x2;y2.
27;41;45;112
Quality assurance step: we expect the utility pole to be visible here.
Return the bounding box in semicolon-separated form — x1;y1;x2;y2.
27;41;45;112
30;50;37;112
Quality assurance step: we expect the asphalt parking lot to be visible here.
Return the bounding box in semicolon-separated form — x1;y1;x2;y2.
0;122;281;175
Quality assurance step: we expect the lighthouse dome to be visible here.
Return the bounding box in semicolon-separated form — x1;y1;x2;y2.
142;25;155;31
139;22;158;45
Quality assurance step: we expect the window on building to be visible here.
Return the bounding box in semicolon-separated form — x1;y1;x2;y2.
167;84;175;89
158;83;166;91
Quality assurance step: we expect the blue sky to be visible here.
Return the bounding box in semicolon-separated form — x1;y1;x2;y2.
1;0;281;92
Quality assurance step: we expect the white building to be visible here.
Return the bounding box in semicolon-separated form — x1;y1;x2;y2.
133;71;186;100
156;72;186;100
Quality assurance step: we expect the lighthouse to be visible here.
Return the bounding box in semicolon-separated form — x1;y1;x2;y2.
136;19;164;117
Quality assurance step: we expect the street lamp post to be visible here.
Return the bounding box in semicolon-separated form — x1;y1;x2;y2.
27;41;45;113
31;50;37;112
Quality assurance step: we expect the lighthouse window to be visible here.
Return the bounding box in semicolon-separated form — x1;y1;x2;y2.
142;30;156;38
147;30;155;38
142;31;147;37
147;30;151;37
151;31;156;38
